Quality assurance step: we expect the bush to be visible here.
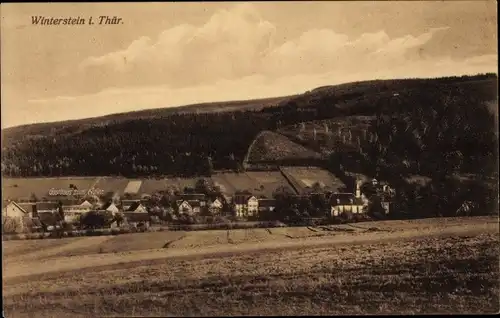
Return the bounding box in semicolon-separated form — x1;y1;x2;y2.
2;217;22;234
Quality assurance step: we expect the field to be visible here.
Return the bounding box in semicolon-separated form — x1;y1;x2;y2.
212;171;295;198
246;131;322;163
2;177;99;201
280;166;346;194
3;216;499;316
3;171;293;201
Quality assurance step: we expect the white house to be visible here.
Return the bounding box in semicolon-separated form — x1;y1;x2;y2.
233;195;259;218
62;204;92;223
177;200;201;215
2;201;38;233
329;181;366;217
125;202;148;213
208;198;223;214
100;202;120;215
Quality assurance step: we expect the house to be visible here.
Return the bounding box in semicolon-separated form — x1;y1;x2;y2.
121;199;141;211
366;179;393;214
99;202;120;215
16;203;38;217
179;193;206;206
233;194;259;218
177;200;201;215
62;203;93;223
258;199;276;213
329;193;365;216
2;201;36;233
207;198;224;214
35;202;59;213
125;202;147;213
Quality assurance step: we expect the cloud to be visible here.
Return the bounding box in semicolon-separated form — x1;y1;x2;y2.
3;3;496;128
78;4;458;90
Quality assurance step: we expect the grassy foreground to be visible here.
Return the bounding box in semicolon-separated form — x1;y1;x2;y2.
3;222;499;316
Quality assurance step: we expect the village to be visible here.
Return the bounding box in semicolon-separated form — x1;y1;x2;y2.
2;172;395;235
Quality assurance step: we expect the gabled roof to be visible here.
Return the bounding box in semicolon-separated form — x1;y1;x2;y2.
126;202;145;212
17;203;37;214
101;202;117;210
209;198;223;205
233;195;255;205
329;193;364;206
2;201;33;214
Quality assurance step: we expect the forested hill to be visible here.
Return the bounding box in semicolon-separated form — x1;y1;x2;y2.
1;73;497;178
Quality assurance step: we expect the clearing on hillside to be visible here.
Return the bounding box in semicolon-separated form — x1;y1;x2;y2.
246;131;322;163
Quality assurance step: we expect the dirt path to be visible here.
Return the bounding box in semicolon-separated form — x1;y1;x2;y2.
4;222;497;281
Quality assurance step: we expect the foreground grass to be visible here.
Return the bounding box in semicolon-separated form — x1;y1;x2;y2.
3;231;498;316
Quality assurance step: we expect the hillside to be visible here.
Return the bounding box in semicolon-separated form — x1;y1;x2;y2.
245;131;322;164
278;116;376;155
1;73;497;178
2;95;296;143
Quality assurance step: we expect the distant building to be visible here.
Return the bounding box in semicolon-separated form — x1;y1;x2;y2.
99;202;120;215
233;194;258;218
121;199;142;211
329;193;365;217
62;200;94;223
125;201;148;213
208;198;224;215
329;181;365;217
177;200;201;215
35;202;59;213
2;201;36;233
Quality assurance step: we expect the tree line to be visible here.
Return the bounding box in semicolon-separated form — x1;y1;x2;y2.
2;74;497;179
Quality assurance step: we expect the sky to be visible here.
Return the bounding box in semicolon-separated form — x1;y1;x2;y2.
1;1;497;128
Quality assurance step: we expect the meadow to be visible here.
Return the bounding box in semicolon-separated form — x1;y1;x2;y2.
2;169;301;201
3;216;499;317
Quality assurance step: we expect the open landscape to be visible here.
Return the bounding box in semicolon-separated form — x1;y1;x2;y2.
2;2;498;317
3;217;499;316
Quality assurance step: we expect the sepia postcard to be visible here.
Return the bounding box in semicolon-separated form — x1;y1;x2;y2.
1;1;498;316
